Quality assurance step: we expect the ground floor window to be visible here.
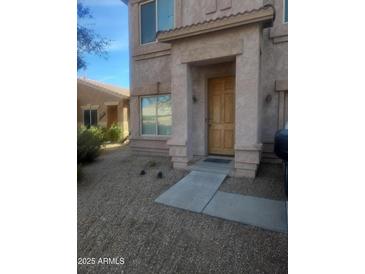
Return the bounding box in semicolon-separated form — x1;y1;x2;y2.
84;109;98;128
141;95;171;136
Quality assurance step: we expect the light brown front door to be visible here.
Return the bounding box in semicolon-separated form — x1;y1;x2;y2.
208;76;235;156
107;105;118;128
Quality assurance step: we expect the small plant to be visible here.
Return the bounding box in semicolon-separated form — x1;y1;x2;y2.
146;160;157;168
106;123;122;143
77;127;103;163
157;171;163;179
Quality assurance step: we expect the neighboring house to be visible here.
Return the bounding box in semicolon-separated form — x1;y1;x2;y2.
77;78;130;139
122;0;288;177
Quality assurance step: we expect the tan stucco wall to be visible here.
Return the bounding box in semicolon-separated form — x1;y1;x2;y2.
77;82;130;139
261;30;288;142
127;0;288;174
261;0;288;156
181;0;264;27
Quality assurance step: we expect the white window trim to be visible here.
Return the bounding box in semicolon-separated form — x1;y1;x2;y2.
140;94;172;137
83;108;98;127
283;0;288;24
81;104;99;110
139;0;175;45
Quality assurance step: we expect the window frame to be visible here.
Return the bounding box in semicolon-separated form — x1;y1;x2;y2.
83;109;98;127
283;0;288;24
139;0;175;45
140;94;172;137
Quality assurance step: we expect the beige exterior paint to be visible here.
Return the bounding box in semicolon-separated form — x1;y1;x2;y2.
77;79;130;139
125;0;288;177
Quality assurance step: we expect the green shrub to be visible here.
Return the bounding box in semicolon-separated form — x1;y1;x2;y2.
106;123;122;143
101;127;108;142
77;127;103;163
146;160;156;168
88;126;107;143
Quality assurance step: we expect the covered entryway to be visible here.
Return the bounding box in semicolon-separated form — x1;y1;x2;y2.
107;105;118;128
208;76;235;156
158;5;274;177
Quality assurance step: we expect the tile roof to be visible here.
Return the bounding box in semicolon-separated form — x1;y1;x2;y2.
158;5;275;42
77;78;130;98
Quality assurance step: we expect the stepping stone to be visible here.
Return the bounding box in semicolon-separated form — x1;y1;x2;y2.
155;171;226;213
203;192;288;233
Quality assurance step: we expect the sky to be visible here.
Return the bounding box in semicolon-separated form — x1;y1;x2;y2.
77;0;129;88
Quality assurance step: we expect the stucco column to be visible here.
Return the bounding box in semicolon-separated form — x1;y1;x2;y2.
167;61;193;169
129;96;139;138
234;25;263;178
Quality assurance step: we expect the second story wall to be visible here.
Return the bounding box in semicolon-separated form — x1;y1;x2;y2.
128;0;287;62
179;0;264;27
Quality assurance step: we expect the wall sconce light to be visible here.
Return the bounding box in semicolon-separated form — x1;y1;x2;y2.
192;95;198;103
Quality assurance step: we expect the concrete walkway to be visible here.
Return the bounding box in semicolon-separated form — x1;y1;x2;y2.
155;171;226;213
203;192;288;233
155;159;287;233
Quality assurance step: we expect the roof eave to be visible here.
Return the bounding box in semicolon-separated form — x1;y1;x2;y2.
77;79;130;99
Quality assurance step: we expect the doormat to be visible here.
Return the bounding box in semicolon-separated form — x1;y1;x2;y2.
204;158;231;164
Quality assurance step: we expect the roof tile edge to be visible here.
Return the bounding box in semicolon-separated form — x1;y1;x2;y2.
157;5;275;43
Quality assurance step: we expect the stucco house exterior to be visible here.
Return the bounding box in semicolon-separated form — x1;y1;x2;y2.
122;0;288;177
77;78;130;139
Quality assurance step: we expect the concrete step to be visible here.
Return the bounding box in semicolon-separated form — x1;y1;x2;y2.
188;160;232;175
189;166;230;175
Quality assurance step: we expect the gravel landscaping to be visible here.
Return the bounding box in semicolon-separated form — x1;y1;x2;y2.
220;163;286;201
78;146;288;273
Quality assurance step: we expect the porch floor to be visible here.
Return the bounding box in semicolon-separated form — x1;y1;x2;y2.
187;156;233;175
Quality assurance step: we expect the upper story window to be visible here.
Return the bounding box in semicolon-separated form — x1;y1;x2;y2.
140;0;174;44
140;1;156;44
157;0;174;31
284;0;288;23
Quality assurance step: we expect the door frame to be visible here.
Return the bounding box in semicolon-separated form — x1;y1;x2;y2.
206;75;236;156
106;105;119;128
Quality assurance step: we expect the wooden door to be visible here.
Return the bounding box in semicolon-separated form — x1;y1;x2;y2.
107;105;118;128
208;76;235;156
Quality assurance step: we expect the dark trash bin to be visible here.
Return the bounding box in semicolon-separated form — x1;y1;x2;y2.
274;127;288;197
